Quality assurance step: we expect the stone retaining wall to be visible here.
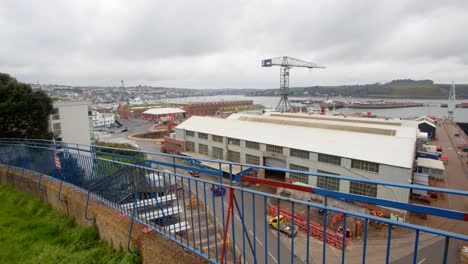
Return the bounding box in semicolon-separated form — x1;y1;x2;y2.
0;165;209;264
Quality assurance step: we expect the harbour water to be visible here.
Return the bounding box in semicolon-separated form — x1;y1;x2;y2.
159;95;468;122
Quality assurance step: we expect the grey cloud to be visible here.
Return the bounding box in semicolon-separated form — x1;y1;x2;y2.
1;0;467;87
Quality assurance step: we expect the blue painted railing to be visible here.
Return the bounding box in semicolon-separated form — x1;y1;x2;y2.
0;138;467;264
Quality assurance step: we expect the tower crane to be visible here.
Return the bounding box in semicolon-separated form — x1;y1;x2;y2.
262;56;325;112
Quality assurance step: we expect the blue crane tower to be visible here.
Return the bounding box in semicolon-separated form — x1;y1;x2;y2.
262;56;325;112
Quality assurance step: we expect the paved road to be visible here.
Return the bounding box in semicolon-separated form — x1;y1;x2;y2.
392;236;459;264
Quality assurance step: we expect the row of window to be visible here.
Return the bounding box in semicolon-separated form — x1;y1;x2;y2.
351;159;379;173
186;131;379;173
288;166;378;197
186;142;260;165
187;140;379;197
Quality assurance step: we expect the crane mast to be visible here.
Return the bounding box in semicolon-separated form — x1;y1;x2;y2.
262;56;325;112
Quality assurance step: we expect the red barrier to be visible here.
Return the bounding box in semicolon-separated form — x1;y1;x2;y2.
267;205;350;250
241;176;314;193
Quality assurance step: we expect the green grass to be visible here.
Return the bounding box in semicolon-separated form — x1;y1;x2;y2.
220;104;265;112
98;154;134;164
388;83;443;97
0;185;141;264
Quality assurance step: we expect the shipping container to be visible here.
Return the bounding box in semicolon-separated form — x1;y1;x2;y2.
422;144;438;153
416;151;440;160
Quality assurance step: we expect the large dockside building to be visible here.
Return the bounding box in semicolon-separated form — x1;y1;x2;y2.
173;113;419;204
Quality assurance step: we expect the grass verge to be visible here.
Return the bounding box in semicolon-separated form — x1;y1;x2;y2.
0;184;141;264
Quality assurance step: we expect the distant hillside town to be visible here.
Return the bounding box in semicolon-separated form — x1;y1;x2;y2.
31;79;468;102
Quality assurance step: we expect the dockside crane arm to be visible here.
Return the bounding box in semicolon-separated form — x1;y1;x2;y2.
262;56;325;69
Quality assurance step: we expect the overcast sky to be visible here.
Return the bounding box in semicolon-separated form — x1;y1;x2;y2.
1;0;467;88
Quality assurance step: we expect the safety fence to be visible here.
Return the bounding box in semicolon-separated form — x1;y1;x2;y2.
0;138;467;264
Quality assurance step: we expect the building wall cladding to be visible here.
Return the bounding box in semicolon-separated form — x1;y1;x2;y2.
51;102;94;145
0;165;208;264
142;112;183;121
180;130;411;204
172;100;253;117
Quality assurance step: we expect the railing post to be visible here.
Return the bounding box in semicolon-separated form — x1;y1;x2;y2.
386;224;393;264
341;213;347;263
57;155;68;203
84;148;97;222
413;230;420;264
323;177;329;264
58;171;67;203
220;187;234;264
443;236;450;264
233;190;256;264
127;168;141;253
362;219;369;264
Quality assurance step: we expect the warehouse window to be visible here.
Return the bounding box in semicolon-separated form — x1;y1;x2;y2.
212;135;223;143
228;138;240;146
317;170;340;191
318;153;341;166
245;154;260;165
185;141;195;151
351;159;379;173
186;130;194;137
198;132;208;139
290;148;309;159
212;147;224;159
246;141;260;150
349;181;378;197
228;150;240;162
198;144;209;155
289;164;309;184
266;144;283;154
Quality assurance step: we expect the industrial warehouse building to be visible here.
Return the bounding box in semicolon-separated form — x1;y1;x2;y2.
173;112;420;205
142;107;186;122
171;100;254;117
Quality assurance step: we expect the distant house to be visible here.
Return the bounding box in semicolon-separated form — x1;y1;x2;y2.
92;111;115;127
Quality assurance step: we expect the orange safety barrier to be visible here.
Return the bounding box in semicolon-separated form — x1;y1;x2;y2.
267;205;351;250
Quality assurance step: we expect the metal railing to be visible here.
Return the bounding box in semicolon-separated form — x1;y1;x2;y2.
0;138;467;264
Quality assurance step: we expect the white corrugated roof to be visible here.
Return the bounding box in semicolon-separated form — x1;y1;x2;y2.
417;120;436;128
417;158;445;170
176;116;416;168
229;113;417;139
143;108;185;115
415;116;436;124
264;112;419;128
